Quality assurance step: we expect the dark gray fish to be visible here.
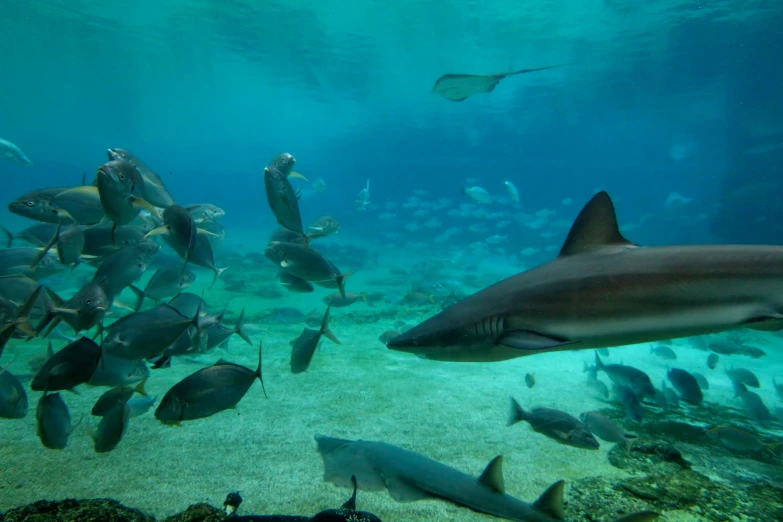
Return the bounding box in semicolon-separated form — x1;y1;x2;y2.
91;401;130;453
102;304;202;360
96;159;155;239
291;306;340;374
734;382;773;424
162;231;226;286
323;292;365;308
50;186;104;225
315;435;659;522
308;215;340;237
708;340;742;355
667;368;703;404
0;274;52;324
8;187;71;224
579;411;628;444
707;426;780;453
88;353;149;387
36;391;72;449
167;292;209;317
615;384;644;422
202;309;251;349
0;247;62;280
269;227;306;245
387;191;783;362
50;224;85;266
0;223;58;248
0;285;44;359
660;380;680;410
507;398;599;450
155;341;265;424
31;337;102;392
726;367;760;388
432;64;571;102
147;205;198;270
266;241;352;298
91;379;147;416
42;280;109;335
0;364;28;418
692;372;710;390
93;241;160;302
649;344;677;360
278;271;314;293
264;153;305;235
524;373;535;389
707;352;719;369
595;353;655;400
107;148;174;208
130;267;196;311
82;225;146;257
184;203;225;223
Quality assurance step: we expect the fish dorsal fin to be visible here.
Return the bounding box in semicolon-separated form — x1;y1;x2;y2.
533;480;565;520
477;455;505;494
559;191;637;257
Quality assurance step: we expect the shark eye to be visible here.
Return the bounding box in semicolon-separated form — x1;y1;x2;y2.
26;200;34;207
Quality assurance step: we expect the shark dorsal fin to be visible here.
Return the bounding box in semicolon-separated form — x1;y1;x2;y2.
477;455;505;494
533;480;565;520
559;191;637;257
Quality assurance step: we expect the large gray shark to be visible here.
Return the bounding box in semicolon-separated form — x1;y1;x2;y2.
387;191;783;362
316;435;659;522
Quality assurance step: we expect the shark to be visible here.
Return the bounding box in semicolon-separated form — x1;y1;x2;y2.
315;434;659;522
387;191;783;362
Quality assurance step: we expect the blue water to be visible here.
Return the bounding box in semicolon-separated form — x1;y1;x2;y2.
1;1;783;520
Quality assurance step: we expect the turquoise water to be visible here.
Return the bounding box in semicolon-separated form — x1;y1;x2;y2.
1;1;782;521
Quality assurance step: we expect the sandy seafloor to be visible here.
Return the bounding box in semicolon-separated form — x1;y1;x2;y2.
1;232;782;521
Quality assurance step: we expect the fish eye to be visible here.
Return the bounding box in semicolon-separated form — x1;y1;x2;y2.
119;174;126;181
26;200;34;207
85;298;92;305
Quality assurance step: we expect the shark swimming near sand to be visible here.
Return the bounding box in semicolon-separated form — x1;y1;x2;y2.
387;191;783;362
315;434;659;522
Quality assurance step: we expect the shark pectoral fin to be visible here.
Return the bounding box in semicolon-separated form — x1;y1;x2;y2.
532;480;566;520
741;314;783;331
477;455;505;494
384;476;431;502
499;330;573;351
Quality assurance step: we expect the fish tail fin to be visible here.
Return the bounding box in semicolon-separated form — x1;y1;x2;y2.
532;480;565;520
507;397;527;426
609;511;661;522
134;377;148;397
211;266;229;287
0;225;13;248
335;270;355;299
594;351;605;371
29;223;61;268
128;285;145;312
320;305;340;345
110;222;118;247
13;285;43;338
234;307;252;346
193;301;206;331
255;340;267;398
36;287;64;336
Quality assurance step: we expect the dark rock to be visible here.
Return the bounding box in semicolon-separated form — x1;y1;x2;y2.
1;499;153;522
161;503;223;522
608;441;692;473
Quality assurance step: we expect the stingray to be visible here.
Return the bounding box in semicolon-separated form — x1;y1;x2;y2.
315;435;659;522
432;64;571;102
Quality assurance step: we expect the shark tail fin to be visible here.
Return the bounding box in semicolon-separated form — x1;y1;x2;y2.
532;480;565;520
341;475;358;511
507;397;527;426
594;351;605;371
